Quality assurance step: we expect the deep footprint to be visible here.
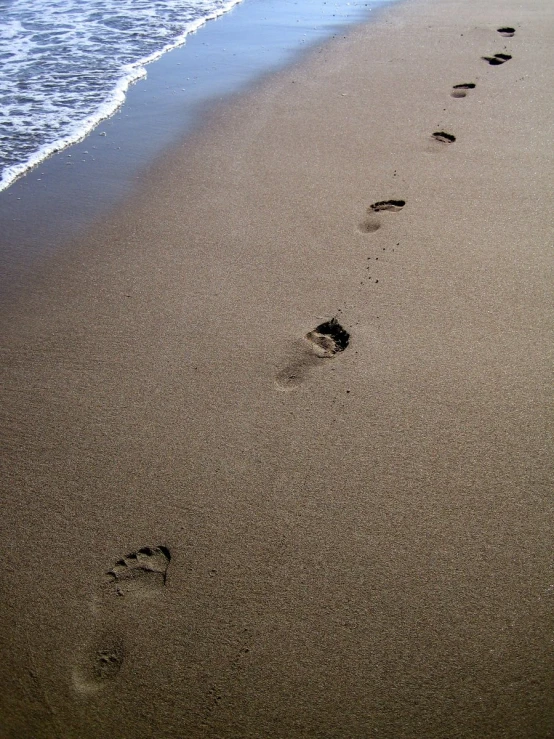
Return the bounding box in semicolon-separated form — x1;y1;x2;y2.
432;131;456;144
306;317;350;358
276;318;350;390
497;27;515;37
369;199;406;213
482;53;512;65
451;83;475;98
107;545;171;593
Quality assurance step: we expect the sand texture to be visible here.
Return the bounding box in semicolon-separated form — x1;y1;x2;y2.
1;0;553;736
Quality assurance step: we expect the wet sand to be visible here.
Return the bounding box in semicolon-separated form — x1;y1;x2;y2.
1;0;553;736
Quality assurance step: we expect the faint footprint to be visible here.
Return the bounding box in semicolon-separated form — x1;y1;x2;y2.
93;644;124;680
497;27;515;38
72;545;171;695
482;53;512;65
276;351;321;390
432;131;456;144
451;82;476;98
276;318;350;390
357;218;381;234
73;635;125;696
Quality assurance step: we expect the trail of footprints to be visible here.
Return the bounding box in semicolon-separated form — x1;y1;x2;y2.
74;23;518;698
276;23;515;390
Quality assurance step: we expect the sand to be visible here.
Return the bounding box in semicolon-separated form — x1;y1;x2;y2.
1;0;553;736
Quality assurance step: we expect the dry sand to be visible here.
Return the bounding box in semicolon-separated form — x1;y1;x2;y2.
1;0;553;736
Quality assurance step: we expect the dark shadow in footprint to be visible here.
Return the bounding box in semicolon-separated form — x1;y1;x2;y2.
497;27;515;37
106;545;171;594
307;318;350;357
482;53;512;65
451;83;476;98
369;199;406;213
276;318;349;390
432;131;456;144
358;218;381;234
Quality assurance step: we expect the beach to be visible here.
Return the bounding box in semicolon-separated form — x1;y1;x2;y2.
1;0;553;736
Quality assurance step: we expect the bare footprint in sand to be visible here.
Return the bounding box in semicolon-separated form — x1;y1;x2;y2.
276;318;350;390
451;82;476;98
306;318;350;357
358;199;405;233
107;545;171;595
72;545;171;695
482;53;512;66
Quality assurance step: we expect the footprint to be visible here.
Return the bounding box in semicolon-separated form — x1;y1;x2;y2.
358;199;405;233
93;644;124;681
368;199;406;213
306;318;350;357
73;636;125;695
106;545;171;595
72;545;171;695
451;82;476;98
497;27;515;38
357;218;381;234
276;318;350;390
432;131;456;144
482;53;512;65
275;353;320;390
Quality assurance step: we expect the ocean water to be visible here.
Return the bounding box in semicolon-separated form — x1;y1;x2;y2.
0;0;243;191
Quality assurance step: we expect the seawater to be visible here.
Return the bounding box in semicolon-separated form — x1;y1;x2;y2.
0;0;243;191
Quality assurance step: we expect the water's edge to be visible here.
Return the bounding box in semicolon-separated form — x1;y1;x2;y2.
0;0;396;274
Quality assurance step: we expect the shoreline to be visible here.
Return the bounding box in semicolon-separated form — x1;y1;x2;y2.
2;0;553;736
